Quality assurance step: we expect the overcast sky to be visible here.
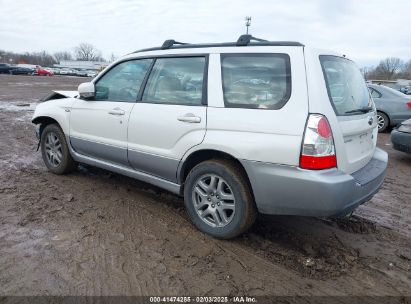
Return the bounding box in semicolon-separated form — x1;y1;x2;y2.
1;0;410;67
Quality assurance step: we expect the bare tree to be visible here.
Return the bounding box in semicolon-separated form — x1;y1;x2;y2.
54;51;73;62
74;43;103;61
373;57;403;80
109;53;117;62
400;59;411;79
360;66;371;79
3;50;57;66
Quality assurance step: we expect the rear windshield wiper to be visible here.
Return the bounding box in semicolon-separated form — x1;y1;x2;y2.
345;106;374;114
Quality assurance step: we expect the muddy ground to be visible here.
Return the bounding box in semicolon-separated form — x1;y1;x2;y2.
0;75;410;297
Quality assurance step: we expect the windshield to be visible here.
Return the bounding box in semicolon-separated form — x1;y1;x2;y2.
320;55;372;116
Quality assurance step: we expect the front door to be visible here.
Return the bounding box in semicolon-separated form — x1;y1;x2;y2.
69;59;153;166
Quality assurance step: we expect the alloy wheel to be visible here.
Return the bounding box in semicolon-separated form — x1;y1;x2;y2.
192;174;236;228
45;132;63;167
377;114;385;130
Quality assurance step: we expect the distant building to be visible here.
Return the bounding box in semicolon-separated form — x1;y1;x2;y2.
54;60;108;71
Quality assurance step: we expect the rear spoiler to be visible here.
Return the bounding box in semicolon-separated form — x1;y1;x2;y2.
41;90;78;102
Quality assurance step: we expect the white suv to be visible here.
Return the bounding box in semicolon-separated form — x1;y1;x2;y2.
32;35;388;239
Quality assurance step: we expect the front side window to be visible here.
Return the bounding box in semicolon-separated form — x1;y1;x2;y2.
142;57;206;105
221;54;291;109
95;59;152;102
320;56;372;116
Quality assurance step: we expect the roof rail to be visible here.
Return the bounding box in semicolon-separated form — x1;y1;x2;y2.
161;39;187;50
133;35;304;53
236;34;267;46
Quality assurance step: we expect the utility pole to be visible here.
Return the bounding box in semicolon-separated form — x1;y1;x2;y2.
245;16;251;34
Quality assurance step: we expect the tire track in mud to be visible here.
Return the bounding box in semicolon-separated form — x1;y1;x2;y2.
0;139;411;294
1;121;410;295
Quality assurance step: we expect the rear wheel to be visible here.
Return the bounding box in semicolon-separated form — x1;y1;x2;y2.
40;124;76;174
377;112;389;133
184;159;257;239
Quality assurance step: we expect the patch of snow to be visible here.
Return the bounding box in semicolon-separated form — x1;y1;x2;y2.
0;101;37;112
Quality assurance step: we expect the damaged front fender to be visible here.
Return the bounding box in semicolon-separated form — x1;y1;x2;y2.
41;90;78;102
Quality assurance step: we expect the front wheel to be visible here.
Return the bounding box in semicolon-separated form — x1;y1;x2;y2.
40;124;76;174
184;160;257;239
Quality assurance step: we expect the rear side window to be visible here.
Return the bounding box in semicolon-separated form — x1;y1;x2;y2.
320;55;371;116
369;88;381;98
142;57;206;105
221;54;291;109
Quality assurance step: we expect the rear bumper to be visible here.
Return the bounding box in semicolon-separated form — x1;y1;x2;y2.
391;129;411;153
390;116;411;126
241;148;388;217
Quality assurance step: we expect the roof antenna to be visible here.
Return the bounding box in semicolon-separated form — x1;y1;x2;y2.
245;16;251;34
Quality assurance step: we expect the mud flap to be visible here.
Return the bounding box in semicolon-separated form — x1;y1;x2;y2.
35;124;41;151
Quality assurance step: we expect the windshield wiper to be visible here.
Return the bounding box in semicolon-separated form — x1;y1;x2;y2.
345;106;374;114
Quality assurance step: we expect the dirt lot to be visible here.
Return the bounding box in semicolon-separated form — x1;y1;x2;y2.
0;75;410;297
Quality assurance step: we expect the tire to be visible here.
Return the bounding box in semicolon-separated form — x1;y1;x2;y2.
377;112;389;133
40;124;76;174
184;159;257;239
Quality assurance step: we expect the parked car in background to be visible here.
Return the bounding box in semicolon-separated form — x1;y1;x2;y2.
368;84;411;132
59;69;69;75
10;66;34;75
35;66;54;76
59;68;76;76
391;118;411;153
400;86;411;95
86;70;97;78
0;63;17;74
32;35;388;238
51;68;61;75
73;69;88;77
17;64;36;69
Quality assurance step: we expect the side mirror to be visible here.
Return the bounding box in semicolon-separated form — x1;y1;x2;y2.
78;82;95;99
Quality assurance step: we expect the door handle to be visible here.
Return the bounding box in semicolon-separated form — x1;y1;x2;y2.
177;113;201;123
108;107;125;116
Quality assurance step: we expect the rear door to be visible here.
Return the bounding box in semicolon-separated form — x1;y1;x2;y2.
319;55;377;173
127;56;207;182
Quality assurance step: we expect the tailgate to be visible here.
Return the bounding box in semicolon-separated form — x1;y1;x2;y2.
337;114;378;173
319;55;377;173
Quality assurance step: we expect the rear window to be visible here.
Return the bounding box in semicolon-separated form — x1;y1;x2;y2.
221;54;291;109
380;85;408;97
320;55;371;116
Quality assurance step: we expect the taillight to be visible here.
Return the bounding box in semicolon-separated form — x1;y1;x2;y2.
300;114;337;170
407;102;411;109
